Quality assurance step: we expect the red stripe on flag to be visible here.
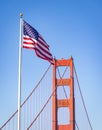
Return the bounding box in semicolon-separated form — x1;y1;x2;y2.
35;48;53;64
38;37;49;50
37;42;52;56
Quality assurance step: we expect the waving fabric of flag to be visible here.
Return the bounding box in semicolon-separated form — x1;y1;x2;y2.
23;20;54;65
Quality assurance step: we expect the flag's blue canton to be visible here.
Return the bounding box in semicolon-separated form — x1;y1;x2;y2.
23;20;38;41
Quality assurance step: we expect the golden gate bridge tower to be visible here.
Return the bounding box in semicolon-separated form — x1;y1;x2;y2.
52;57;75;130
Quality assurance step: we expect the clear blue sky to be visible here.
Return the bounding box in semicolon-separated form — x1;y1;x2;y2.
0;0;102;129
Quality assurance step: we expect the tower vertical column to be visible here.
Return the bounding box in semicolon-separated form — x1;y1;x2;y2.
52;59;57;130
52;57;75;130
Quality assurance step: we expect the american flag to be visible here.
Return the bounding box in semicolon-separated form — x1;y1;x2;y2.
23;20;54;65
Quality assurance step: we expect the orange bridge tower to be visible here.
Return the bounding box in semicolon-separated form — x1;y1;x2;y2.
52;57;75;130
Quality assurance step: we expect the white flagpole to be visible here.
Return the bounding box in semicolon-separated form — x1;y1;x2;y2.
18;13;23;130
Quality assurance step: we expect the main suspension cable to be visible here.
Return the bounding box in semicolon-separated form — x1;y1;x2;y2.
75;121;80;130
0;64;51;130
26;86;56;130
73;63;93;130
